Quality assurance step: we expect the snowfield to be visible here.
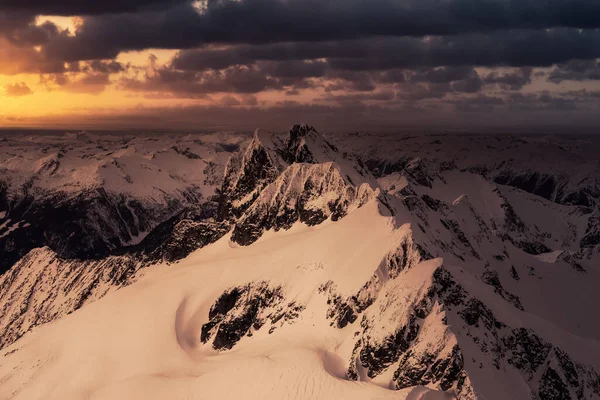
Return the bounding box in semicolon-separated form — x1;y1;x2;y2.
0;202;447;400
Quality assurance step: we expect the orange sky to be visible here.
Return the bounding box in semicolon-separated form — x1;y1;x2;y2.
0;15;315;128
0;17;221;125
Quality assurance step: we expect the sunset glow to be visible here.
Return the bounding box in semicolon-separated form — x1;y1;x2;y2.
1;1;600;130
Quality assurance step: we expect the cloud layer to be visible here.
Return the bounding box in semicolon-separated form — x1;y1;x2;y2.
1;0;600;129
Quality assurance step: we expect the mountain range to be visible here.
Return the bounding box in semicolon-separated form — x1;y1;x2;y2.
1;126;600;400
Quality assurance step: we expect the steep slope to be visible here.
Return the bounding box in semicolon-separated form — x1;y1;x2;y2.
3;184;600;400
0;200;230;349
0;202;450;400
0;125;382;351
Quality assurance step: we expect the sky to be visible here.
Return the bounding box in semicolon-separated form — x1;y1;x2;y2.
1;0;600;132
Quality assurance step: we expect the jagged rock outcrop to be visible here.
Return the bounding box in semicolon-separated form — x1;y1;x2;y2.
218;124;374;222
130;200;230;262
232;162;376;245
201;282;304;350
321;234;422;329
0;124;383;351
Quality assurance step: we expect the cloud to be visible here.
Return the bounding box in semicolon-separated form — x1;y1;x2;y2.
40;67;118;94
548;59;600;82
405;66;483;94
64;73;111;94
482;67;533;90
33;0;600;55
1;0;600;128
120;65;283;97
0;0;187;16
0;0;593;66
218;95;241;106
0;38;66;75
168;29;600;78
3;82;33;96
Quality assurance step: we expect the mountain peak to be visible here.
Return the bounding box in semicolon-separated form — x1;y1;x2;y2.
288;124;316;140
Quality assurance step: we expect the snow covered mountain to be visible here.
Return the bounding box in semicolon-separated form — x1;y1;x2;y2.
1;127;600;400
0;131;244;273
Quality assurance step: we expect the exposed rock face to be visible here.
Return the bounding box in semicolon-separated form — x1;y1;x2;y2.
131;201;230;263
232;162;375;245
334;132;600;265
339;252;600;400
0;197;236;350
0;247;140;348
218;124;375;223
321;235;422;330
581;207;600;248
0;187;195;274
342;256;476;397
201;282;304;350
217;132;284;220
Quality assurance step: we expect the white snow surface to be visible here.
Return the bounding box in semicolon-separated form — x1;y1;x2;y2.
0;201;447;400
0;130;246;202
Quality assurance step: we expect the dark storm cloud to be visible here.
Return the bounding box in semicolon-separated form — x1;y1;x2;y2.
260;60;328;80
87;60;127;74
325;71;377;92
0;0;187;16
120;65;283;97
1;0;599;122
326;30;600;70
0;11;60;47
405;67;483;95
548;59;600;82
1;0;600;82
1;0;593;63
407;66;477;84
170;29;600;76
482;67;533;90
0;37;67;75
